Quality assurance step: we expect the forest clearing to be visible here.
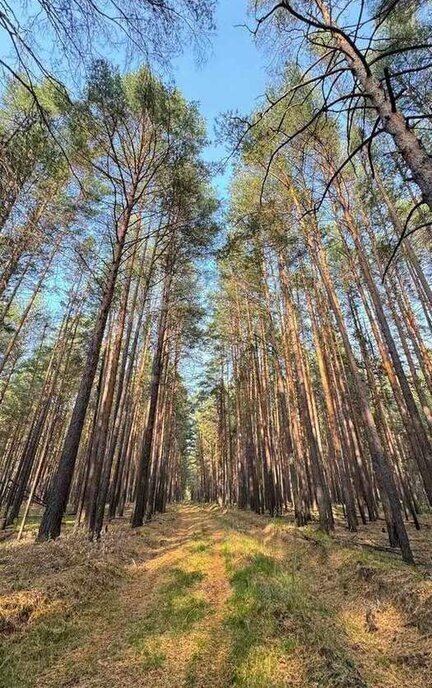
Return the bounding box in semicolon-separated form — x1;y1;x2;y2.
1;1;432;685
1;504;432;688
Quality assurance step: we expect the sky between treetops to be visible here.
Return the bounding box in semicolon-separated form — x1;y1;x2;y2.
173;0;268;197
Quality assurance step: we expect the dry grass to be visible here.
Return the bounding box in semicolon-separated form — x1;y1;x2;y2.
1;504;431;687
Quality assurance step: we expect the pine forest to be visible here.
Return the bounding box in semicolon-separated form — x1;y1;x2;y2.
1;2;432;687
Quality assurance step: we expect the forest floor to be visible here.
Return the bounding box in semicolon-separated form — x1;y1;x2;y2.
1;504;432;688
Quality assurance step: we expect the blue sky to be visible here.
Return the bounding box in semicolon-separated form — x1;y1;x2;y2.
170;1;270;388
173;0;268;197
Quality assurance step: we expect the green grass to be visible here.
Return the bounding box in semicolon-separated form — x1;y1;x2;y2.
220;529;367;688
183;644;209;688
165;567;205;590
190;540;211;553
127;566;211;649
221;535;303;686
0;616;84;688
2;505;429;687
8;513;75;535
141;644;167;670
300;523;333;544
223;550;302;671
0;558;211;687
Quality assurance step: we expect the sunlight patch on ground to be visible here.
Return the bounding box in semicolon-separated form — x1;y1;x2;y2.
1;504;432;687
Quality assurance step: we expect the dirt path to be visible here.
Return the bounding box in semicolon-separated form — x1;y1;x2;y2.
79;504;235;688
1;505;432;687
